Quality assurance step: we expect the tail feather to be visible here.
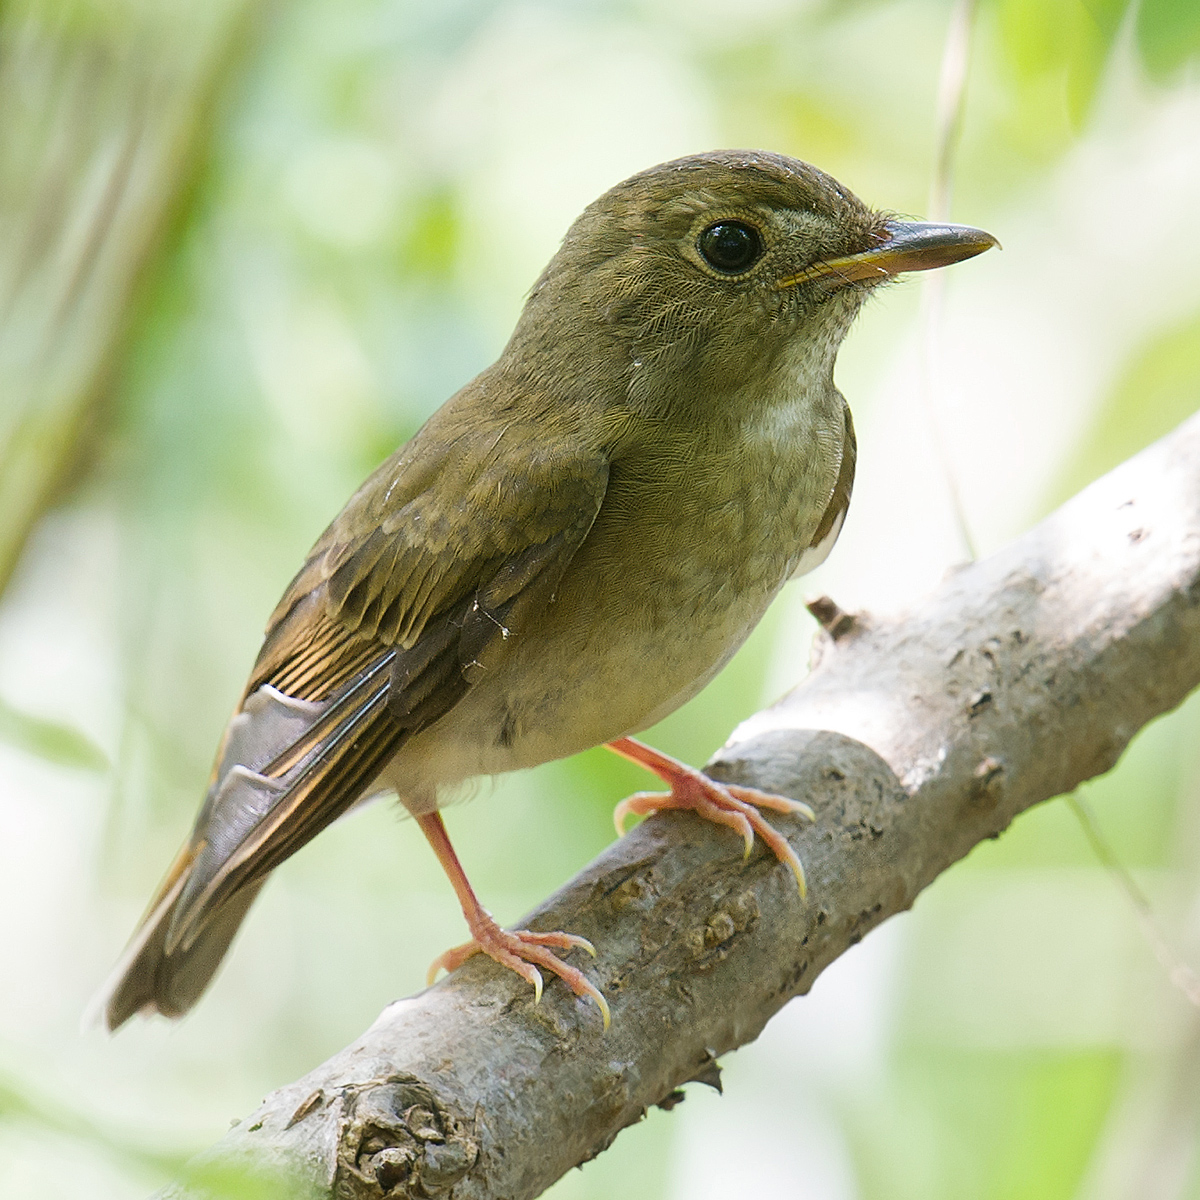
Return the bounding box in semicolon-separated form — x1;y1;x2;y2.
91;654;403;1033
88;846;264;1031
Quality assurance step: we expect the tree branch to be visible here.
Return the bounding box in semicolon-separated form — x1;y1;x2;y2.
161;412;1200;1200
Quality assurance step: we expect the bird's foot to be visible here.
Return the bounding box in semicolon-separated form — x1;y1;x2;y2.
418;811;610;1026
428;918;610;1028
608;736;815;896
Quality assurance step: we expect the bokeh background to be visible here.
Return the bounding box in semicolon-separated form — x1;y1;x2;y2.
2;0;1200;1196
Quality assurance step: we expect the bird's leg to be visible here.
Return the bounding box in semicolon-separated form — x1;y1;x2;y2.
606;736;815;896
418;811;610;1026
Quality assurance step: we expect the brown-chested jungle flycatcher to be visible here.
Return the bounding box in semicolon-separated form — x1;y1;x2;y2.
95;150;996;1031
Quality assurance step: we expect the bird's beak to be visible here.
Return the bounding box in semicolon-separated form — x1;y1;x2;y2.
776;220;999;289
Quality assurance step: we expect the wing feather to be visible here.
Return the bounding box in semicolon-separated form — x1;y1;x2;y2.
99;397;612;1027
165;412;609;962
791;401;856;579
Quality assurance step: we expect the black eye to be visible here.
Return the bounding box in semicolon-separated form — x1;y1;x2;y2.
698;220;763;274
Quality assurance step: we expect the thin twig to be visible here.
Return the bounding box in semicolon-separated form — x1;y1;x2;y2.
919;0;979;561
1066;791;1200;1010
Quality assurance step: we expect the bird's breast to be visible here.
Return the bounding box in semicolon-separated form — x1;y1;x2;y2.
389;384;848;793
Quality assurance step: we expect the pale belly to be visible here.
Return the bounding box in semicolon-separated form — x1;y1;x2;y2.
384;582;775;809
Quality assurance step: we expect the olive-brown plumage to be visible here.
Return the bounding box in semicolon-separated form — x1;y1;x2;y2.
94;150;995;1029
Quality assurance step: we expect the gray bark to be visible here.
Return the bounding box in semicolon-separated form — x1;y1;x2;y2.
161;412;1200;1200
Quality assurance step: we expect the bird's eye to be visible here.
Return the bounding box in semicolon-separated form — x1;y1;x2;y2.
698;221;764;274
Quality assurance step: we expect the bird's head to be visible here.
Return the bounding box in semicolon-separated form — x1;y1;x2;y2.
507;150;996;423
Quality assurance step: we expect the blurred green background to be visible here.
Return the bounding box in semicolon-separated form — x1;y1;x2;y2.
1;0;1199;1196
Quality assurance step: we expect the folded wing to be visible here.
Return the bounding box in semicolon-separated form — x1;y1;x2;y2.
97;404;609;1029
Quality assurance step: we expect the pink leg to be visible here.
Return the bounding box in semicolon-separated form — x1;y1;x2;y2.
606;737;814;896
418;811;609;1027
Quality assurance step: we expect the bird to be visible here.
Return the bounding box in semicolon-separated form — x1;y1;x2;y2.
93;149;995;1032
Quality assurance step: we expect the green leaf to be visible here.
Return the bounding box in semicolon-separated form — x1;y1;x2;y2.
1137;0;1200;78
0;695;109;771
995;0;1131;133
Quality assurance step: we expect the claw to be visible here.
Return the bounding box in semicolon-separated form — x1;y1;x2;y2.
593;989;612;1030
427;925;608;1026
788;856;807;898
606;737;814;898
614;800;628;837
614;792;655;837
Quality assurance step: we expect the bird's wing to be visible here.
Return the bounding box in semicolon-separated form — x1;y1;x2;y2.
165;413;610;956
790;400;856;578
811;401;856;542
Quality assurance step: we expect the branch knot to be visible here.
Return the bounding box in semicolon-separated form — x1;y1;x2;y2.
335;1075;478;1200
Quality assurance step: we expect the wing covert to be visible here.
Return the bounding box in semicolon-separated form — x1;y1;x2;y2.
168;414;610;951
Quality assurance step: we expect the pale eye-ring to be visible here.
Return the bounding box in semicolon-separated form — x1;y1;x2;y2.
698;220;764;273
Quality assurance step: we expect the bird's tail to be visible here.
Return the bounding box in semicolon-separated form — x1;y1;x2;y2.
88;644;405;1033
87;842;265;1032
